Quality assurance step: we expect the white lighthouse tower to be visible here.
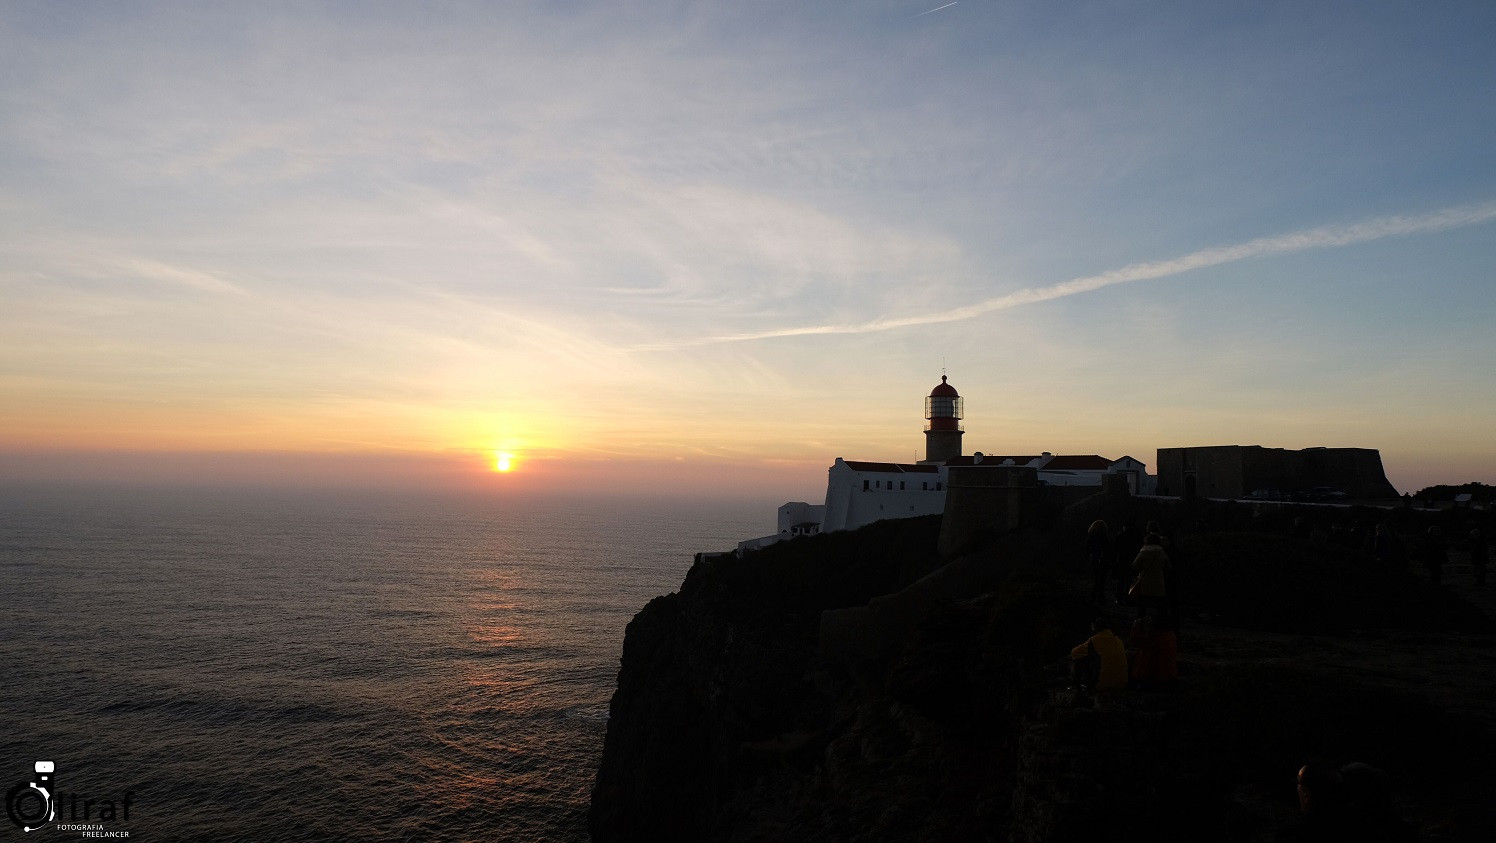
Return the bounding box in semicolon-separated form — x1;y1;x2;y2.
922;375;964;464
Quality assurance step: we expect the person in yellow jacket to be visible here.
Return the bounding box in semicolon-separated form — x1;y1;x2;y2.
1131;533;1171;619
1069;618;1128;692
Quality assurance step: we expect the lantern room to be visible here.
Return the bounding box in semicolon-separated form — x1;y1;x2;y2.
922;376;965;463
924;376;963;432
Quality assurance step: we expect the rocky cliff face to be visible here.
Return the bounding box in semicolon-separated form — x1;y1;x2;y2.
589;515;959;839
591;498;1496;841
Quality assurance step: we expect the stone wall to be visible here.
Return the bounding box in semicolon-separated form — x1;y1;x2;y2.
1157;445;1398;499
938;464;1041;557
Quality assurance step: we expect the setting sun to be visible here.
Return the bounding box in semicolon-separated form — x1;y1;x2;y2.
494;451;515;473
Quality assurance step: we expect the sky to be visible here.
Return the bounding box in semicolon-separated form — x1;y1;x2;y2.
2;0;1495;499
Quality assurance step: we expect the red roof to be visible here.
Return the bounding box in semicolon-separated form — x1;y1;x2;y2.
841;461;940;473
946;455;1041;466
929;375;959;397
1040;454;1114;471
840;454;1116;472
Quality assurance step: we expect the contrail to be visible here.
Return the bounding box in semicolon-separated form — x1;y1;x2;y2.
637;200;1496;350
914;2;958;17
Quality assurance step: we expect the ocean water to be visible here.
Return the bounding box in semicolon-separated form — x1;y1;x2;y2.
0;485;766;841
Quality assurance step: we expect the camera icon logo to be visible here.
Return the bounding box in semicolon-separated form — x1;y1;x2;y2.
5;761;56;832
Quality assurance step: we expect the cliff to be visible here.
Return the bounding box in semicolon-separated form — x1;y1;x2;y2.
591;497;1496;841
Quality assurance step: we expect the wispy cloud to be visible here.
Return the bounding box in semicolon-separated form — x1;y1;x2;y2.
639;200;1496;350
114;258;247;296
914;3;959;18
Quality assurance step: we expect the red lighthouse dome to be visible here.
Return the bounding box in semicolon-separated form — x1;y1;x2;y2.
923;376;964;463
926;376;962;430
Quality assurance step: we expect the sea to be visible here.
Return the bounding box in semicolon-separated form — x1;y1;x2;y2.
0;484;767;841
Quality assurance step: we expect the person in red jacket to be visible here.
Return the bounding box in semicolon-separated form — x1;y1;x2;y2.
1128;611;1178;690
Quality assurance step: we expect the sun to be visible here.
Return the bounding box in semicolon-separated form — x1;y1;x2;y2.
494;451;516;473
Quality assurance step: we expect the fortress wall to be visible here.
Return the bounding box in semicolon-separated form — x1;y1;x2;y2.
1195;447;1247;498
843;488;946;531
1299;448;1400;498
1158;445;1399;500
1240;447;1297;493
938;465;1041;557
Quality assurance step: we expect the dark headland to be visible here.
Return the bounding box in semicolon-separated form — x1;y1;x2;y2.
590;488;1496;841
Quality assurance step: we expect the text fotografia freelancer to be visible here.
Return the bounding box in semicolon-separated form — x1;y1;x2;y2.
6;761;133;837
53;826;130;838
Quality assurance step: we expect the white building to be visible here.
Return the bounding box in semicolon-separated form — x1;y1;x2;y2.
738;376;1155;554
821;458;948;533
738;501;827;553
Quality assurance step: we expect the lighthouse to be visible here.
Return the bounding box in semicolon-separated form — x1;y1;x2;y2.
922;375;964;464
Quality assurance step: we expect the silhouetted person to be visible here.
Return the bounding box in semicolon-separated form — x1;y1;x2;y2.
1469;528;1488;587
1132;533;1170;619
1292;516;1312;540
1423;525;1448;585
1308;523;1330;546
1146;520;1186;623
1371;523;1407;576
1086;520;1111;604
1145;520;1169;544
1283;760;1412;841
1112;518;1142;603
1068;618;1127;693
